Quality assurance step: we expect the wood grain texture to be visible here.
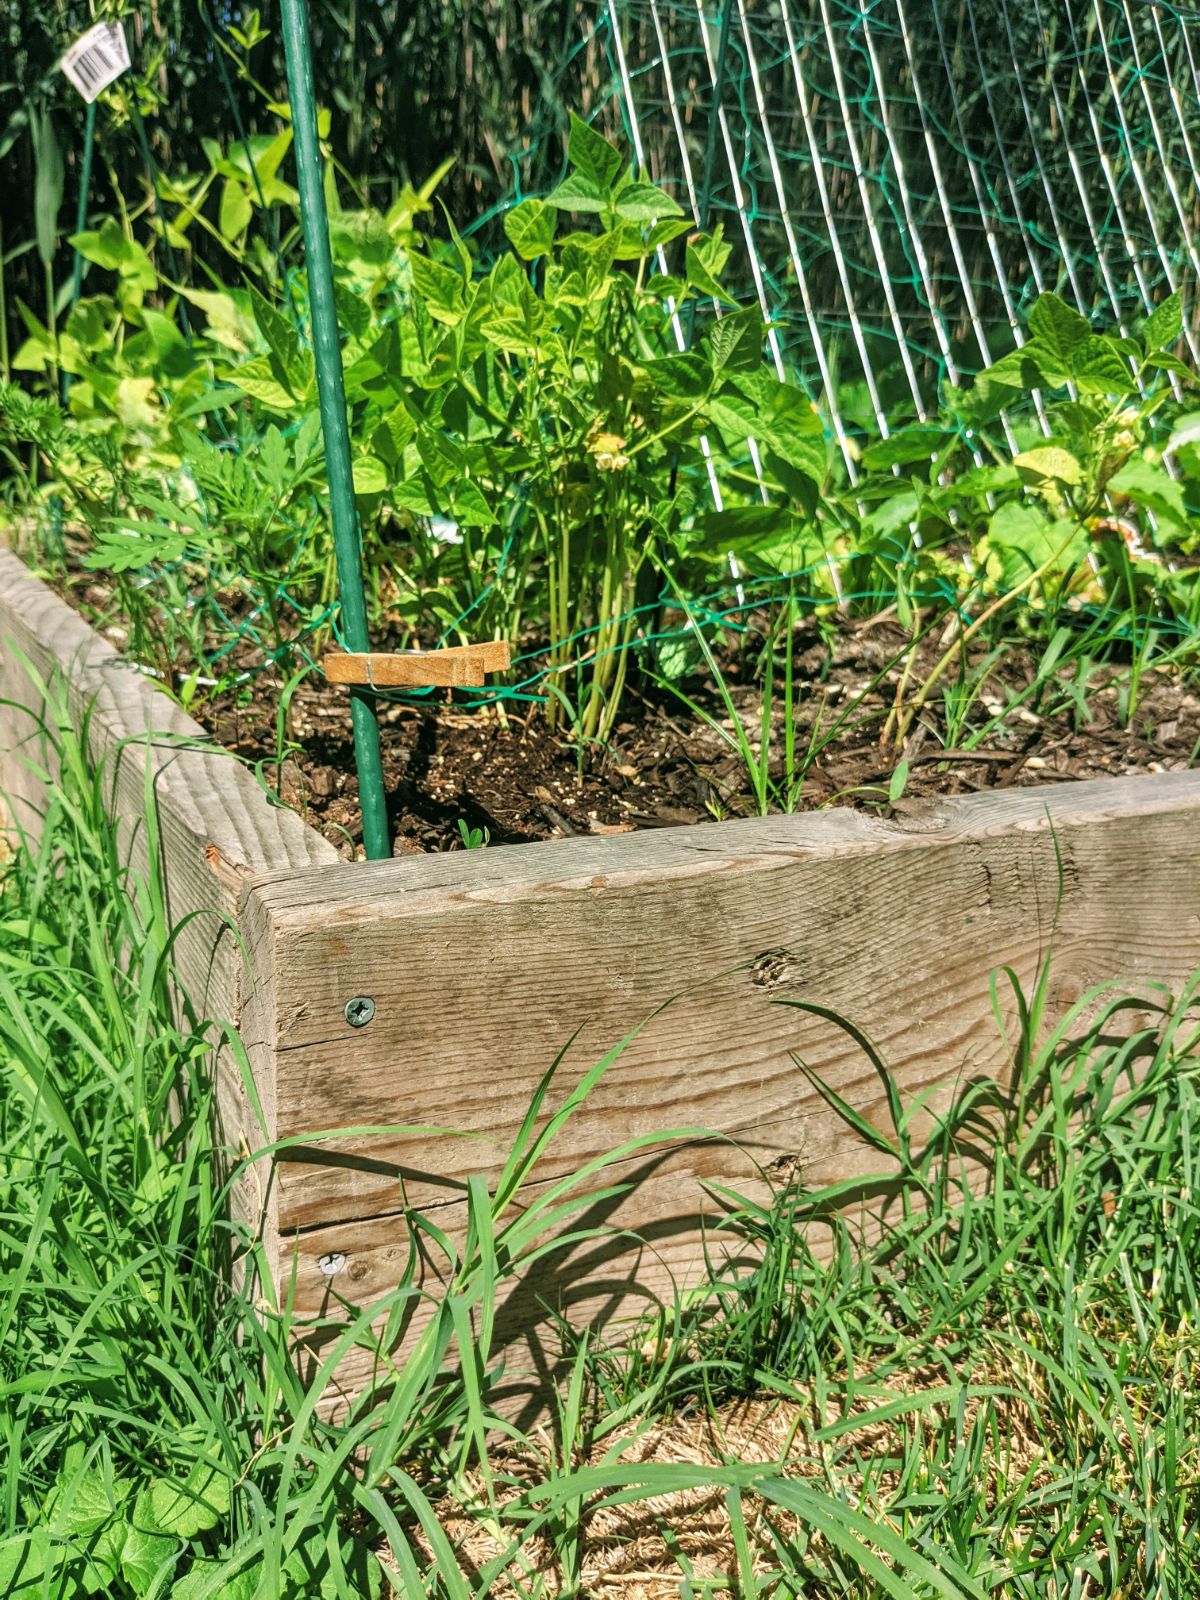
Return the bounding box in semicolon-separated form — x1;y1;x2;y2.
0;549;337;1197
283;1136;999;1419
251;770;1200;1244
286;1148;775;1420
323;641;510;688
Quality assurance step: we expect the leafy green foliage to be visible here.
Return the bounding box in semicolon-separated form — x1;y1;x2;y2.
2;103;1199;764
391;130;825;736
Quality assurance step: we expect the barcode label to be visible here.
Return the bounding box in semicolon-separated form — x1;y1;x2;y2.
60;20;131;102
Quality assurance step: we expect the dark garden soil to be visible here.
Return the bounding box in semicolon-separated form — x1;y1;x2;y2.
193;616;1200;858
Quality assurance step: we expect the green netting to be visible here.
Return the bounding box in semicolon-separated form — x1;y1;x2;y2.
13;0;1200;730
367;0;1200;711
510;0;1200;446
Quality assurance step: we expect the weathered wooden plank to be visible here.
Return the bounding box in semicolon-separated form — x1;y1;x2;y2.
322;641;510;688
282;1133;1008;1418
283;1146;777;1418
0;551;337;1007
250;770;1200;1241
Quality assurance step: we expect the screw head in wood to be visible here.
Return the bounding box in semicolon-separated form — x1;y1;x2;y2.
344;995;375;1028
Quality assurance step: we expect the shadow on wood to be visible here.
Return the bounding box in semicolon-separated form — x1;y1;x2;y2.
2;547;1199;1413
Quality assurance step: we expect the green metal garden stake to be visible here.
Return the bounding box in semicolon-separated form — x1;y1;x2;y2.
278;0;390;859
63;99;97;403
70;102;96;307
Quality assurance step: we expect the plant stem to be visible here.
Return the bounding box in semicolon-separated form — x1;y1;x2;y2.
44;260;59;391
890;522;1088;750
0;212;9;383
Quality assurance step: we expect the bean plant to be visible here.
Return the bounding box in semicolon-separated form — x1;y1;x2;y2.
2;105;1200;761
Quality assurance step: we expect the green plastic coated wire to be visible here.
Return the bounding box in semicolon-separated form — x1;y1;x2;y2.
278;0;390;860
506;0;1200;410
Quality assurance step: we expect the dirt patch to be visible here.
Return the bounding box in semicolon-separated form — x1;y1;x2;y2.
395;1360;1046;1597
197;616;1200;857
50;557;1200;855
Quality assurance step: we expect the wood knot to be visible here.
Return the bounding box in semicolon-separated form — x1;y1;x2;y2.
765;1153;804;1184
751;949;803;991
883;797;947;834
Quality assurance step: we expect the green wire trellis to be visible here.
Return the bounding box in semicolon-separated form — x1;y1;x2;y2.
61;0;1200;740
514;0;1200;431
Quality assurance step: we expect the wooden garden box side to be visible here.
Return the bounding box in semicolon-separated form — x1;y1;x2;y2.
247;770;1200;1408
5;547;1200;1412
0;549;338;1241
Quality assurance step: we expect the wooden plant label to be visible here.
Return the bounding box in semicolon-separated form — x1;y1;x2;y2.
321;641;511;690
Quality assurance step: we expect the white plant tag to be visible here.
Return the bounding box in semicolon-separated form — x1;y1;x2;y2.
60;20;131;103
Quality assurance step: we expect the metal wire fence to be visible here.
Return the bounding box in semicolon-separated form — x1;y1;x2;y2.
512;0;1200;442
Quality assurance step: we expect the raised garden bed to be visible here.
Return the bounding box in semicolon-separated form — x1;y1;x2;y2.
4;543;1200;1411
59;559;1200;857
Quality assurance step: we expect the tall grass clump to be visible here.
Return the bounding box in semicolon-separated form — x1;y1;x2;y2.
3;690;1200;1596
571;975;1200;1595
0;691;256;1598
0;690;950;1597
